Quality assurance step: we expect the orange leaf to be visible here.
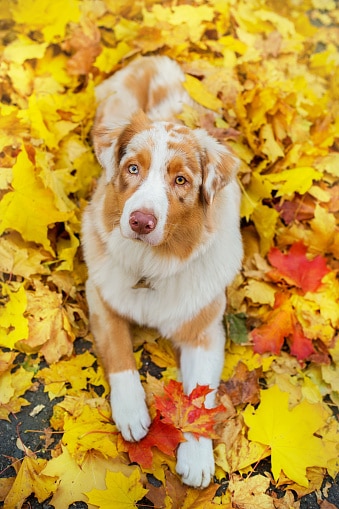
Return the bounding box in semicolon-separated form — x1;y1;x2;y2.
122;412;184;469
251;293;316;361
251;293;293;355
268;242;329;293
154;380;224;438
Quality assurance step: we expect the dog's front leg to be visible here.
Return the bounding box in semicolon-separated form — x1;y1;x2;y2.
175;316;226;488
86;280;151;442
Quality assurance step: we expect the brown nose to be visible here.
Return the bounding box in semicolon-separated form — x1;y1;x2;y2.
129;211;157;235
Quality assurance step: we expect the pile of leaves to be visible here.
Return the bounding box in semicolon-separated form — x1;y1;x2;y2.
0;0;338;507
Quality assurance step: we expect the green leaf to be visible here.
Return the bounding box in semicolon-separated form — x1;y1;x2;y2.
226;313;248;344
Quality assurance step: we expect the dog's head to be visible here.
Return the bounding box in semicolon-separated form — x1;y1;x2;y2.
93;110;239;258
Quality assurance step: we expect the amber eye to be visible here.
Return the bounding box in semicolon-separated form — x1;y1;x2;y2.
128;164;139;175
175;175;186;185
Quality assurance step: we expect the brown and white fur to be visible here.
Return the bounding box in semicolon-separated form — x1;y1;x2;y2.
82;56;243;488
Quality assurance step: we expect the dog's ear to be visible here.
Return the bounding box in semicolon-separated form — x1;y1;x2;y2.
92;110;151;182
92;125;122;182
194;129;240;205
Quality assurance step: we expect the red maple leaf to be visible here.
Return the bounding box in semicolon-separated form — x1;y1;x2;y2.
289;321;315;361
154;380;224;439
268;242;329;293
121;412;184;469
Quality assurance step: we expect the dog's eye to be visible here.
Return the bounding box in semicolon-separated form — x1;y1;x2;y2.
175;176;186;185
128;164;139;175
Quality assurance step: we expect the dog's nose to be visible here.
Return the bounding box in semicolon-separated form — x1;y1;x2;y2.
129;211;157;235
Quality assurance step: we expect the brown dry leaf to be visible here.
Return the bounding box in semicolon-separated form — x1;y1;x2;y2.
164;469;187;509
18;280;75;363
62;18;102;75
229;474;275;509
219;361;261;406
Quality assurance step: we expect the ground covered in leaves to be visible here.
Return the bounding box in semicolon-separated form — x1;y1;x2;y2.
0;0;339;508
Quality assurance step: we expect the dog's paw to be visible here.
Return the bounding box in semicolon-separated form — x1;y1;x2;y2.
176;433;214;489
109;370;151;442
114;397;151;442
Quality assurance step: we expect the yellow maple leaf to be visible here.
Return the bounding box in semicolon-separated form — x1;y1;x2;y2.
259;123;284;162
63;405;118;464
10;0;80;43
3;457;58;509
0;105;27;148
265;167;322;197
170;4;214;43
38;351;100;399
94;42;131;73
42;446;134;509
221;343;275;381
184;74;223;112
0;354;34;421
251;203;279;255
0;148;70;254
3;36;48;64
291;273;339;344
243;385;336;486
0;284;28;349
86;468;148;509
240;171;274;220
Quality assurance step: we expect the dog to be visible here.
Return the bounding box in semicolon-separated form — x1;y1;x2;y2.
82;55;243;488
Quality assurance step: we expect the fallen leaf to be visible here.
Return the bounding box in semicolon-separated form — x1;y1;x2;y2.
85;468;148;509
243;385;335;486
289;320;315;361
268;242;330;293
154;380;225;438
18;280;74;363
42;445;133;509
3;457;58;509
229;474;275;509
10;0;80;43
62;404;118;464
219;362;261;406
0;147;70;254
121;412;184;469
184;74;223;112
226;313;249;344
0;284;28;350
251;292;293;356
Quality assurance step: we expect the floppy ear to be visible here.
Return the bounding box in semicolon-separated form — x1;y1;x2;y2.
92;110;151;183
91;126;122;182
194;128;240;205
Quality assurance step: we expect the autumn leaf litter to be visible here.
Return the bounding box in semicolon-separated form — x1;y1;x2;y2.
0;0;339;508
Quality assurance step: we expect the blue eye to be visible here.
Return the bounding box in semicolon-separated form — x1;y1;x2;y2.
128;164;139;174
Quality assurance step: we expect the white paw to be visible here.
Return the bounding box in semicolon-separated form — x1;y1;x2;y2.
176;433;214;488
109;370;151;442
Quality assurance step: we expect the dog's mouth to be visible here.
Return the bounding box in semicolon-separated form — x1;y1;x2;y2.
121;228;163;247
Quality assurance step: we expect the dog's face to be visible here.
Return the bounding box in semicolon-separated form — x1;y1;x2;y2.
93;111;239;258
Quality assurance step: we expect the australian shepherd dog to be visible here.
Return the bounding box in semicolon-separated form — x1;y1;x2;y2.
82;56;243;488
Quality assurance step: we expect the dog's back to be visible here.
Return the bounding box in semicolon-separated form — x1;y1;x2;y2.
95;56;191;128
